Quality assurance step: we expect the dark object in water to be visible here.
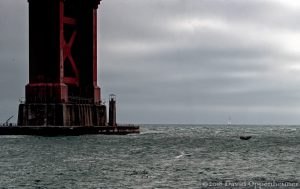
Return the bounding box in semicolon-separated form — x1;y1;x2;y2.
240;136;252;140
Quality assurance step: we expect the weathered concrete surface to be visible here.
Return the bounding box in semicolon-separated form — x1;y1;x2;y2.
18;103;107;126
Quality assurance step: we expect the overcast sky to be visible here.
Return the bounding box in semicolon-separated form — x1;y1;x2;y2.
2;0;300;124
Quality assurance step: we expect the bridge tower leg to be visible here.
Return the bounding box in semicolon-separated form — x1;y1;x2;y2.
18;0;107;126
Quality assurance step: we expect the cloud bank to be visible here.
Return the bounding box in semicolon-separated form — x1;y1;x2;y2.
2;0;300;124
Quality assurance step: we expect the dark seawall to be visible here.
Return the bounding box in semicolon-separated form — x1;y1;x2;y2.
0;126;140;136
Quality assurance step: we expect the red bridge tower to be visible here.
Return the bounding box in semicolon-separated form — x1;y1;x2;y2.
18;0;107;126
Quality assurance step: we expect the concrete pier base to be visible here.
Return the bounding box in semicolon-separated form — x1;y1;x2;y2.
0;126;140;136
18;103;107;126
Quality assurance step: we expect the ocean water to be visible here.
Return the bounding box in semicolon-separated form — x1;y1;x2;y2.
0;125;299;189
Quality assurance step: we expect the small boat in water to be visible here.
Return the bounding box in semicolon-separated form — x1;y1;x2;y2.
240;136;252;140
227;116;232;126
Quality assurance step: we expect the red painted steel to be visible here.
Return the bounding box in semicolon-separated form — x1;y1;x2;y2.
25;0;102;104
59;0;65;85
19;0;105;126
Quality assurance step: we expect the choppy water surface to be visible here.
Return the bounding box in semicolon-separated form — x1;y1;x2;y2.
0;125;299;188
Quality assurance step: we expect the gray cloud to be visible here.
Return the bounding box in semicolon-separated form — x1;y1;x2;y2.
0;1;27;122
99;0;300;124
1;0;300;124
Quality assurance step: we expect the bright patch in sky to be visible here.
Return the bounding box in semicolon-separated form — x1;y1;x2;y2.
272;0;300;9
